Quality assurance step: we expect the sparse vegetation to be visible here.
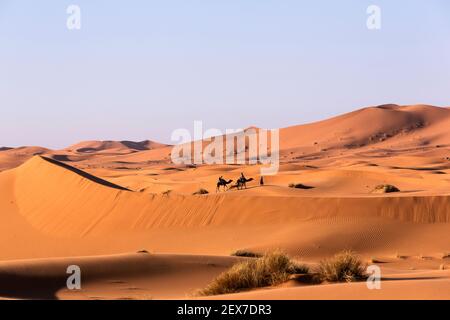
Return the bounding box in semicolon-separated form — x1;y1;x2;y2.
369;257;383;264
193;188;209;195
290;262;310;275
231;250;262;258
372;184;400;194
288;183;314;189
162;189;172;196
396;252;408;260
198;251;307;296
317;250;367;283
442;252;450;259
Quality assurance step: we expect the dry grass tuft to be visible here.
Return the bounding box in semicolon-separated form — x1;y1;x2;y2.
396;252;408;260
369;257;383;264
317;250;367;283
231;250;262;258
192;188;209;195
372;184;400;194
198;251;307;296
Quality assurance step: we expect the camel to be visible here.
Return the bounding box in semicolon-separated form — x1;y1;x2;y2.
216;179;233;192
236;177;254;190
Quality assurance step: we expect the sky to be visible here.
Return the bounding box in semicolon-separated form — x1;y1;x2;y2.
1;0;450;148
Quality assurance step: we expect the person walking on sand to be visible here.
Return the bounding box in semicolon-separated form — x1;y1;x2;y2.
260;176;264;186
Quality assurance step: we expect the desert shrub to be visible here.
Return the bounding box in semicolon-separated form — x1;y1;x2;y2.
368;257;383;264
231;250;262;258
317;250;367;283
288;183;314;189
198;251;306;296
161;189;172;196
193;188;209;195
290;262;310;274
396;252;408;260
372;184;400;193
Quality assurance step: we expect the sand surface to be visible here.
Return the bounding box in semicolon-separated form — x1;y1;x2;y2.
1;104;449;300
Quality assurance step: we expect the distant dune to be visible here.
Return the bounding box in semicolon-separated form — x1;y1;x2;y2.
0;146;51;171
281;104;450;151
65;139;169;154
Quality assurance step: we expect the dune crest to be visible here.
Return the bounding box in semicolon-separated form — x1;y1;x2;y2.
65;139;169;154
281;104;450;151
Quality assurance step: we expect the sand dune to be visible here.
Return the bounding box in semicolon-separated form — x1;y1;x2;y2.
1;252;447;300
3;104;450;170
1;104;449;299
65;140;169;154
0;253;242;300
1;154;449;265
281;104;450;151
0;146;51;171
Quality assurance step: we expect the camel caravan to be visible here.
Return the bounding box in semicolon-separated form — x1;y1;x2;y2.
216;173;257;192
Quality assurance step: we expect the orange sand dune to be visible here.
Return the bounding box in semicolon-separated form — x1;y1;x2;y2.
281;104;450;151
0;146;51;171
65;139;169;154
1;104;450;299
0;155;448;263
0;253;241;300
1;252;448;300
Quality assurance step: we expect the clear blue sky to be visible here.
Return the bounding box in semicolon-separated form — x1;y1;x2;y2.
1;0;449;148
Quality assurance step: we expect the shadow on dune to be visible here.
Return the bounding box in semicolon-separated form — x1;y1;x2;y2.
0;272;65;300
49;154;75;162
39;156;130;191
120;140;151;151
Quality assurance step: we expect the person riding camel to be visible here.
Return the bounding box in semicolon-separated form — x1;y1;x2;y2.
217;176;233;192
236;172;254;190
